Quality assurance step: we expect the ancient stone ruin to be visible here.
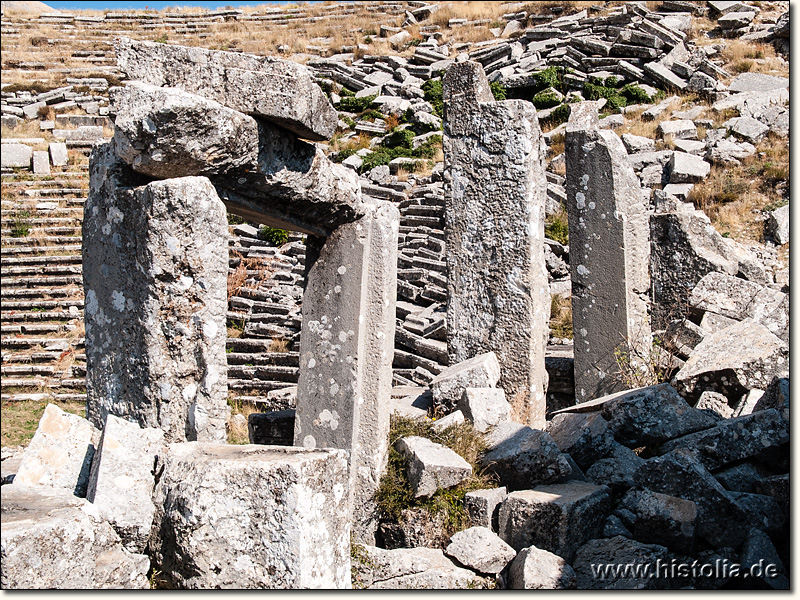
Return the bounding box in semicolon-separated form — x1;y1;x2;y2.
1;0;790;591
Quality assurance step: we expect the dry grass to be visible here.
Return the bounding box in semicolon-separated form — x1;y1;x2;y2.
226;396;260;445
549;295;573;339
269;338;291;353
2;398;86;448
227;251;275;300
619;97;684;138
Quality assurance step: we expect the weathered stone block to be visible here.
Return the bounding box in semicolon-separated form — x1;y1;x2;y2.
465;486;507;531
83;145;229;443
546;411;613;470
149;443;351;589
739;528;789;589
443;61;549;427
112;82;259;179
669;151;710;183
565;102;650;401
444;526;516;575
460;387;511;433
620;489;697;554
573;536;671;589
86;414;165;554
115;37;337;141
585;440;645;495
48;141;68;167
294;199;399;544
1;143;32;168
395;436;472;498
498;482;611;560
1;485;149;589
32;150;50;174
14;404;98;497
506;545;577;589
430;352;501;415
753;376;789;421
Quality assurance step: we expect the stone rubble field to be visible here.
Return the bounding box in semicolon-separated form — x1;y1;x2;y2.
0;0;790;591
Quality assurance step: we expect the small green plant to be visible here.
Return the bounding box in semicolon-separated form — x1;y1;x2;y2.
490;81;507;101
257;225;289;246
540;103;571;127
620;83;652;104
422;79;444;117
154;33;168;44
227;213;246;225
532;90;562;110
531;66;565;94
350;538;376;589
381;128;416;150
11;216;31;237
545;208;569;245
612;334;673;389
339;94;377;113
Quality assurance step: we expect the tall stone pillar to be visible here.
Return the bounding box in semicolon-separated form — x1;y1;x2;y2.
294;198;399;544
443;61;549;428
565;102;651;401
83;143;229;441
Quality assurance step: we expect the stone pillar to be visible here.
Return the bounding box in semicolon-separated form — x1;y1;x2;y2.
294;198;399;545
83;143;229;442
565;102;651;402
443;61;549;428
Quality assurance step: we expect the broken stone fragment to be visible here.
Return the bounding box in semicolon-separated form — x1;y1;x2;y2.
112;82;259;179
464;486;507;531
585;440;645;495
430;351;501;415
620;489;697;555
546;411;613;471
115;37;336;141
395;436;472;498
444;526;516;575
498;481;611;561
14;403;99;498
572;536;671;590
753;376;789;421
460;387;511;433
506;545;577;589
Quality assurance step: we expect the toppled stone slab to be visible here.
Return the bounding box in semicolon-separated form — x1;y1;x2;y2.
112;82;259;179
573;536;671;590
506;545;577;589
669;151;710;183
14;404;98;497
727;72;788;93
672;320;788;403
600;383;717;447
351;545;490;589
634;449;749;548
49;142;68;167
546;412;613;470
460;387;511;433
739;528;789;589
659;409;788;470
481;422;572;491
430;352;500;414
585;440;645;495
115;37;336;141
620;489;697;555
753;376;789;421
1;143;33;168
86;414;165;554
149;443;350;589
465;487;507;531
445;526;516;575
765;204;789;245
395;436;472;498
1;485;149;589
498;482;611;560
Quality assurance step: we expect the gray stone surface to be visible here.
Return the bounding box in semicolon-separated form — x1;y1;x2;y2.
669;151;710;183
395;436;472;498
443;61;549;427
766;204;789;245
620;489;697;554
546;411;613;470
601;383;717;447
658;119;697;139
115;37;336;141
696;391;734;419
430;351;500;414
717;10;755;28
351;545;489;589
727;73;788;93
672;320;788;402
644;61;687;91
112;82;259;179
481;423;572;490
565;102;650;401
634;449;749;548
445;526;516;575
84;149;229;442
506;545;577;589
585;440;645;494
753;376;789;421
621;133;656;154
149;443;350;589
573;536;671;589
86;414;165;554
32;150;50;174
498;482;611;560
460;387;511;433
48;141;68;167
705;138;756;166
1;143;32;168
465;487;507;531
14;403;98;497
1;485;149;589
739;528;789;589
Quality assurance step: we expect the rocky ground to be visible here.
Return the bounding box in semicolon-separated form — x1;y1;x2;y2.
0;0;790;590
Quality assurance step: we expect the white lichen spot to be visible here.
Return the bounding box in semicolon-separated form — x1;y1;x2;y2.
576;192;585;209
338;331;348;342
337;266;347;275
202;321;218;339
303;435;316;448
182;383;197;401
588;201;596;210
111;290;126;312
329;383;340;396
333;483;345;503
334;285;341;293
581;174;590;187
178;275;193;291
86;289;99;316
580;328;588;337
577;264;590;276
307;357;316;369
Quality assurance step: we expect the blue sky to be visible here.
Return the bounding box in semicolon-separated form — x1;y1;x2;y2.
46;1;313;10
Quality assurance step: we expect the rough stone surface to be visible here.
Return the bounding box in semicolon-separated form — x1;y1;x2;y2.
600;383;717;447
294;199;398;544
753;376;789;421
724;115;770;144
460;387;511;433
351;545;489;589
32;150;50;174
659;409;788;470
445;526;516;575
565;102;650;402
465;487;507;531
546;412;613;470
572;536;671;589
669;151;710;183
395;436;472;498
765;204;789;245
481;423;572;490
86;414;165;553
430;351;501;414
83;151;229;443
48;141;68;167
498;482;610;561
620;489;697;554
1;485;149;589
672;320;789;402
1;143;33;168
727;72;788;93
149;443;351;589
506;545;577;589
696;391;734;419
112;81;259;179
739;528;789;589
14;404;98;497
115;37;336;140
585;440;645;494
633;449;749;548
443;61;549;427
658;119;697;139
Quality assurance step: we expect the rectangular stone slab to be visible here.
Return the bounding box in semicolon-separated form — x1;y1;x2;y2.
115;37;337;141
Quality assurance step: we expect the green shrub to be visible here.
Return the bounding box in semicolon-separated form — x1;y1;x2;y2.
339;86;355;97
531;66;565;94
359;135;441;173
490;81;507;101
339;94;377;112
541;103;571;127
532;91;562;110
583;80;626;109
257;225;289;246
382;128;416;150
620;83;652;104
358;108;384;122
545;209;569;245
422;79;443;117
